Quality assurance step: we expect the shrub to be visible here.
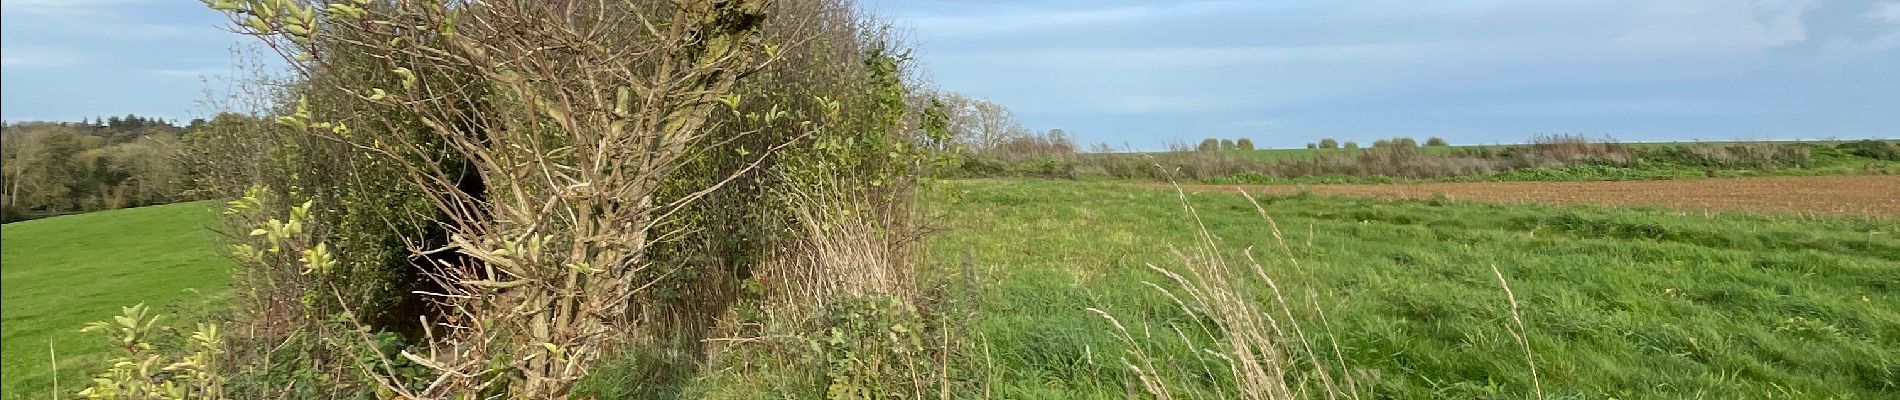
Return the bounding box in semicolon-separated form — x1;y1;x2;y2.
1344;141;1360;149
1640;143;1811;170
1199;138;1221;152
946;155;1011;178
1306;142;1318;149
1839;139;1900;161
1523;134;1632;166
1015;158;1079;179
1319;138;1340;149
74;304;227;399
1236;138;1255;151
0;204;27;223
1220;139;1236;151
1427;137;1449;147
193;1;945;397
989;129;1076;163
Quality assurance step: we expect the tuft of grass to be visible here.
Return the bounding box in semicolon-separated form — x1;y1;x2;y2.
0;201;234;399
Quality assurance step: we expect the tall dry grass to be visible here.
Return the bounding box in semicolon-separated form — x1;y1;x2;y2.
1091;179;1543;399
752;176;919;323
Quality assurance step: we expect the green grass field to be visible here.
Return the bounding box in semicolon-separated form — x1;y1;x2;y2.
925;179;1899;398
0;201;233;399
5;182;1898;398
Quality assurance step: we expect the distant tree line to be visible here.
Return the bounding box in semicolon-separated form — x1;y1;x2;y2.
1308;136;1448;149
1196;137;1256;151
0;115;199;222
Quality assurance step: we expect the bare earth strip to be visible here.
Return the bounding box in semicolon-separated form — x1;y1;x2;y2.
1167;175;1900;217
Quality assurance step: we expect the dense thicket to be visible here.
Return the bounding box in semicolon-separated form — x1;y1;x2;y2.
143;0;955;398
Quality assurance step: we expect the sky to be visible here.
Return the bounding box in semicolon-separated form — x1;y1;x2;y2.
4;1;1897;148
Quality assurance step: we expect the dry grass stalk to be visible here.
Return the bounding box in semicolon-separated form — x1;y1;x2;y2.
754;177;917;322
1491;264;1543;399
1092;177;1365;400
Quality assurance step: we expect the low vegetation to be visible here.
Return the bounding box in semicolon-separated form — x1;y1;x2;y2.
0;201;232;396
947;134;1900;184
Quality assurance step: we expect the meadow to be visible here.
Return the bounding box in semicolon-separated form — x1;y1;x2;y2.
921;179;1898;398
0;201;232;398
8;178;1895;398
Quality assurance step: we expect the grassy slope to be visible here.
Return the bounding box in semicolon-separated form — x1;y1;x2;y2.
0;201;232;399
928;179;1900;399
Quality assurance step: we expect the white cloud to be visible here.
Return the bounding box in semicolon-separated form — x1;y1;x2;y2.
1865;2;1900;50
1870;2;1900;23
0;47;82;68
1615;0;1818;49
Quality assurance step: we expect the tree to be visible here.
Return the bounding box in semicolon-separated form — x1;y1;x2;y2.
1220;138;1236;150
1235;137;1255;151
1199;138;1222;152
1344;141;1360;149
931;91;1032;154
1306;142;1318;149
0;125;84;211
1319;138;1339;149
105;133;183;207
1427;136;1449;146
971;98;1026;152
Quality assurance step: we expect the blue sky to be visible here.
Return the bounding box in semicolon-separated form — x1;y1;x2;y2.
4;1;1897;147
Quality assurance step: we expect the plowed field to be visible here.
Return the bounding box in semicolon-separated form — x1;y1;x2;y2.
1171;175;1900;217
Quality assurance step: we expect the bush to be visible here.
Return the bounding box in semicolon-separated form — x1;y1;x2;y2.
188;1;949;397
1640;143;1811;170
1198;138;1221;152
1220;139;1236;151
988;130;1076;163
1523;134;1632;166
1427;137;1449;147
1839;139;1900;161
1015;158;1079;179
946;155;1011;178
1319;138;1340;149
1236;138;1255;151
1306;142;1318;149
1344;141;1360;149
0;204;27;223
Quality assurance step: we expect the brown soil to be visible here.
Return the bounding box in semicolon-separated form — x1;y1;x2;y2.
1164;175;1900;217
